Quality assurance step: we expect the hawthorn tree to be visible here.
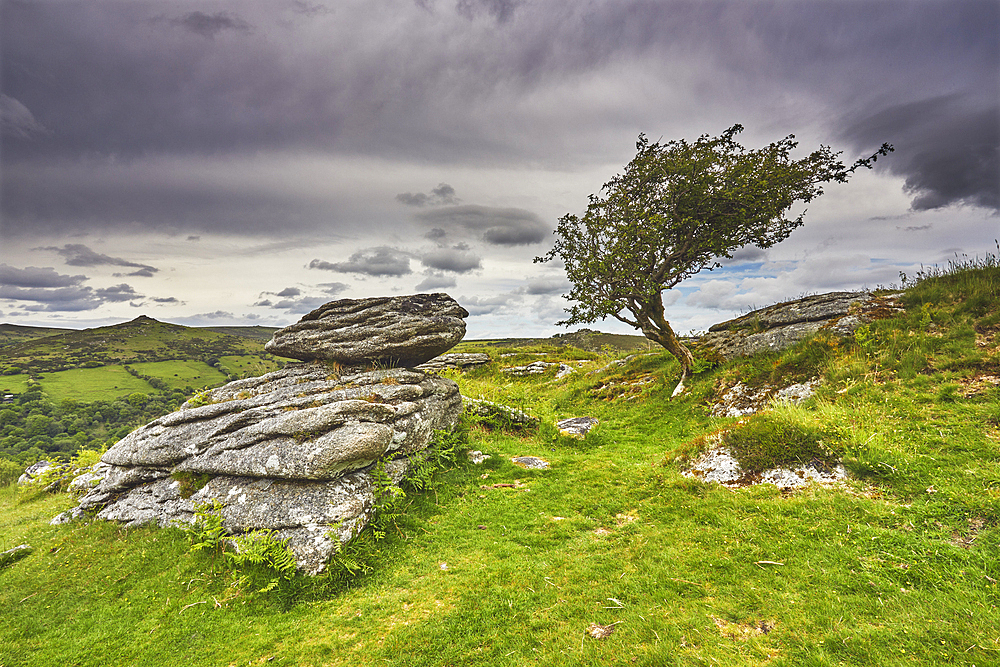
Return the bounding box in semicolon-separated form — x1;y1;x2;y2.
536;125;892;395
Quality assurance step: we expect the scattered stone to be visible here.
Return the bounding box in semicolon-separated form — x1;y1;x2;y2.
463;397;538;429
0;544;32;568
511;456;549;470
416;352;490;372
684;442;847;490
502;361;561;376
467;450;491;464
711;378;822;418
557;417;599;438
555;364;575;379
265;293;469;367
699;291;904;360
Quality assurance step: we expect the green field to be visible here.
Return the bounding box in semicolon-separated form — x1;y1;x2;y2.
36;366;154;402
0;374;32;396
217;354;285;379
131;360;229;391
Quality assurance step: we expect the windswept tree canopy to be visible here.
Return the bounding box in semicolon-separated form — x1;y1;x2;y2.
536;125;891;394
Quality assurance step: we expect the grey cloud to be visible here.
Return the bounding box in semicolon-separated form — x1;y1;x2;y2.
721;246;769;265
119;268;157;278
415;272;458;292
253;282;347;314
420;245;482;273
839;95;1000;212
416;205;548;246
152;296;183;304
41;244;159;274
456;0;521;23
0;264;86;288
396;183;460;207
460;293;519;316
196;310;237;319
166;11;252;39
519;277;570;295
0;285;100;311
95;284;143;302
3;1;993;167
309;248;412;277
291;2;334;17
318;282;349;295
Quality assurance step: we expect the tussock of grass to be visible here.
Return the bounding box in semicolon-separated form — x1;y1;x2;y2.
2;259;1000;666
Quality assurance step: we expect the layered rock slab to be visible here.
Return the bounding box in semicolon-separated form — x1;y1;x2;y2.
67;362;463;573
265;293;469;367
698;291;904;360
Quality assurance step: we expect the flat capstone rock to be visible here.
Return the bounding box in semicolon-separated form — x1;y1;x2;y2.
265;293;469;367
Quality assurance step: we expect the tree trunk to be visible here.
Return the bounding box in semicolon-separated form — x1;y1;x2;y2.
636;292;694;398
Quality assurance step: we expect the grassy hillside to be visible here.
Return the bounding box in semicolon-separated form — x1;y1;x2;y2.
0;317;288;466
1;258;998;666
0;324;75;348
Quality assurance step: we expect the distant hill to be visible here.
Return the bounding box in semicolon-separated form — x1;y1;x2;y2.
0;315;284;376
0;323;76;348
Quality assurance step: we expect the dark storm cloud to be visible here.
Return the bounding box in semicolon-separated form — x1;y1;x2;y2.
838;95;1000;212
40;244;159;274
0;264;86;288
415;205;548;246
309;248;413;277
1;0;995;239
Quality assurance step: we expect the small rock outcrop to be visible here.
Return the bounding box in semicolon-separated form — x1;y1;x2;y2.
557;417;599;438
18;460;58;486
265;293;469;367
416;352;490;372
698;291;904;360
60;295;468;574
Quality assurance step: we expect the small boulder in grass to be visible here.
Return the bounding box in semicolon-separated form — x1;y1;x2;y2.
0;544;32;568
557;417;599;438
511;456;549;470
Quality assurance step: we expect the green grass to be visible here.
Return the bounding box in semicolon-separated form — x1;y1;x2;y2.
131;360;229;391
1;262;999;666
0;374;32;395
216;355;284;379
35;366;155;402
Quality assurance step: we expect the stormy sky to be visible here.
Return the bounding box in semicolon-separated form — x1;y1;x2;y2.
1;0;997;338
